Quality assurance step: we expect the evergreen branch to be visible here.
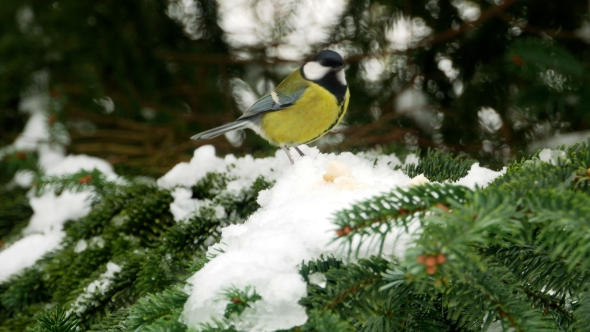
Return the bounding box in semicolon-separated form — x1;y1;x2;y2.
400;149;476;182
506;38;585;78
299;255;343;283
87;307;128;332
43;241;112;304
522;190;590;272
26;306;80;332
33;169;125;201
221;286;262;319
216;176;274;220
0;150;38;180
300;310;355;332
124;286;189;331
520;287;573;321
132;214;221;297
572;287;590;331
491;140;590;196
333;183;471;258
0;268;51;314
190;172;232;200
442;267;555;332
409;188;524;276
0;187;33;244
299;256;390;325
64;184;152;241
199;319;238;332
484;244;584;308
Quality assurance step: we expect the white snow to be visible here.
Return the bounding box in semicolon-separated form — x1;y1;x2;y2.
528;130;590;153
74;236;105;254
0;94;116;282
10;94;71;172
0;231;63;282
44;154;115;177
453;163;506;189
157;145;227;189
13;170;35;188
178;146;506;331
307;272;326;288
404;173;430;187
13;112;51;151
216;0;348;60
71;261;122;314
170;187;226;222
74;239;88;253
538;148;567;166
24;191;93;235
0;189;94;283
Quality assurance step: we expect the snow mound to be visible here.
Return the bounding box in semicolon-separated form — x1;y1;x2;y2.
453;163;506;189
178;146;506;331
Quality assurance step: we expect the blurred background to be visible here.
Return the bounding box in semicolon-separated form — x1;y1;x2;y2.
2;0;590;175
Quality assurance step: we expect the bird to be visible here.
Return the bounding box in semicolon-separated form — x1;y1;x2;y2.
190;49;350;165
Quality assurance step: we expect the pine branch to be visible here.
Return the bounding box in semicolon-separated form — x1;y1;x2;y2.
406;188;524;277
132;212;225;297
0;268;51;314
124;286;189;332
0;187;32;242
522;189;590;272
400;149;476;182
572;286;590;331
0;150;38;181
301;256;388;310
440;267;555;332
506;38;585;78
26;306;80;332
491;140;590;195
221;286;262;319
301;310;354;332
520;287;573;324
333;183;470;257
64;183;159;241
33;169;123;202
299;255;343;283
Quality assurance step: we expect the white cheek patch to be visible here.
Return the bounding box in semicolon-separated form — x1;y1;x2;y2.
336;69;347;85
303;61;330;80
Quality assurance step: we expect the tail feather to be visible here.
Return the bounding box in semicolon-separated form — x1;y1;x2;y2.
190;120;250;140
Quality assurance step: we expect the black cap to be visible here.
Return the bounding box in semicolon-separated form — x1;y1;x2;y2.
313;50;344;68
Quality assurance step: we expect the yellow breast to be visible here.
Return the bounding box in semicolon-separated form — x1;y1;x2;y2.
259;84;349;146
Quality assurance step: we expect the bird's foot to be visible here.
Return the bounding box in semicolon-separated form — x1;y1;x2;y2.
294;146;305;157
281;145;295;165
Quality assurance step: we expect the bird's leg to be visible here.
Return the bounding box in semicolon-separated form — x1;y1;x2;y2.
294;146;305;157
281;145;295;165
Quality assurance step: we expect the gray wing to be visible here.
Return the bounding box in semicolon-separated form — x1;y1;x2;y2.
238;88;305;119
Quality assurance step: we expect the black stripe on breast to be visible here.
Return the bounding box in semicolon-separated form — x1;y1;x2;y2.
302;100;347;144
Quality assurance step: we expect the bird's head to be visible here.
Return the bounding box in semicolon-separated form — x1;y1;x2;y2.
301;50;346;86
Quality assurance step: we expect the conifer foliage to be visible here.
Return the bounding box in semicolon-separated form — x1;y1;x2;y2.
1;143;590;331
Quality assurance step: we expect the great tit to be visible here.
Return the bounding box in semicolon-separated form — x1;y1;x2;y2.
191;49;349;164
